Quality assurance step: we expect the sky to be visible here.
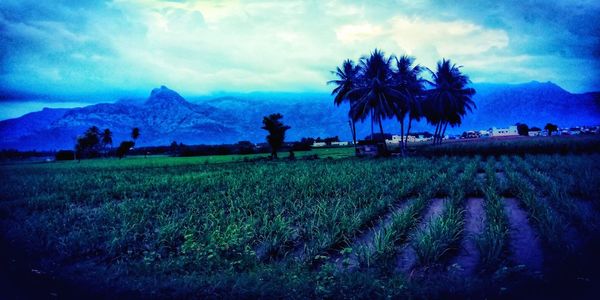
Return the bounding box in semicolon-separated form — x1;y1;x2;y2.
1;0;599;100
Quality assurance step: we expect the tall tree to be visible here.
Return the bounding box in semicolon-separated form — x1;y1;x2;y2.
131;127;140;145
261;113;291;159
392;55;425;151
426;59;476;145
348;49;400;153
328;59;360;154
75;126;102;161
544;123;558;136
101;128;113;153
516;123;529;136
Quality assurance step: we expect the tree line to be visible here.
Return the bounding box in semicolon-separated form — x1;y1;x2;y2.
66;127;141;160
328;48;476;154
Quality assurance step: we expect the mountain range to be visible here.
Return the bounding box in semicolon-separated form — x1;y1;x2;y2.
1;82;599;151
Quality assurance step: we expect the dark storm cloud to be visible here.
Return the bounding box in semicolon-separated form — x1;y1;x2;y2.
0;0;598;96
402;0;600;59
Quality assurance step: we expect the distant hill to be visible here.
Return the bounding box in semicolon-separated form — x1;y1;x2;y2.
461;81;600;131
1;82;599;151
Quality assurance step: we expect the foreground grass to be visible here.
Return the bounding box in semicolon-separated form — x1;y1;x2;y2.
1;153;599;298
476;157;510;271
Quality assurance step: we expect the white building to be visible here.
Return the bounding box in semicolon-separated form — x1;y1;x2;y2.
386;134;432;144
311;142;327;147
528;129;542;137
407;134;433;142
479;130;490;137
331;141;349;146
385;135;402;145
569;127;581;135
490;126;519;137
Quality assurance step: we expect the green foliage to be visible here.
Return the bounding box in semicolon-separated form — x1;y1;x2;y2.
544;123;558;136
261;113;291;158
516;123;529;136
476;158;510;270
502;156;568;248
0;153;598;297
75;126;103;159
412;159;477;266
117;141;135;159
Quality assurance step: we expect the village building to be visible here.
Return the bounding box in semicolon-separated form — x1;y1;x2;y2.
461;131;480;139
407;134;433;142
528;128;542;136
489;126;519;137
331;141;349;146
385;134;432;144
568;127;581;135
385;135;402;145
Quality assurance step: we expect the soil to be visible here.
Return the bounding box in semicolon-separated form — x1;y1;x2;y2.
448;198;485;276
503;198;543;273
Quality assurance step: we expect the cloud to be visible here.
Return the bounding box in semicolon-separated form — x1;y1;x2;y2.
0;0;598;96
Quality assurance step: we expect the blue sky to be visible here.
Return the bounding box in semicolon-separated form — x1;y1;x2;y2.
1;0;599;98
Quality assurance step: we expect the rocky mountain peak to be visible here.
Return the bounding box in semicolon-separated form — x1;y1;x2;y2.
145;85;188;107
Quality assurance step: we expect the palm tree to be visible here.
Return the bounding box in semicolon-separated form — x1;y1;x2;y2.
426;59;476;144
131;127;140;145
328;59;361;153
261;113;291;158
392;55;425;151
348;49;400;153
101;128;113;154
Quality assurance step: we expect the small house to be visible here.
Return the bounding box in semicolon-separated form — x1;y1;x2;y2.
569;127;581;135
385;135;402;145
490;126;518;137
528;129;542;136
406;134;432;143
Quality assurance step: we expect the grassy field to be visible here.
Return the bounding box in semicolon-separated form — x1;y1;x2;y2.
1;151;600;298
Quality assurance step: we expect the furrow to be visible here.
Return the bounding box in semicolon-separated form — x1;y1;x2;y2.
448;197;485;276
503;198;543;273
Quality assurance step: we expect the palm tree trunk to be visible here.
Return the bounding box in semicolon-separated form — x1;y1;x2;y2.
437;123;443;144
370;110;374;141
406;117;413;149
378;115;388;154
350;119;358;155
440;122;449;144
433;122;441;145
400;119;405;155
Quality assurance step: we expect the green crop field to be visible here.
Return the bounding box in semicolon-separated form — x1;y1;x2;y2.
1;153;600;298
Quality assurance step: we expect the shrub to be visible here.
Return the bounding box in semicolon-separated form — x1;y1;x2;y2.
55;150;75;161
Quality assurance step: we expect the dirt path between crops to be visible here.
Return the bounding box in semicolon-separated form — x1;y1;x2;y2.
503;198;543;273
396;198;447;273
448;198;485;276
331;198;416;270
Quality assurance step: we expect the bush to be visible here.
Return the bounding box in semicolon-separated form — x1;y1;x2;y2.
55;150;75;161
117;141;135;159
